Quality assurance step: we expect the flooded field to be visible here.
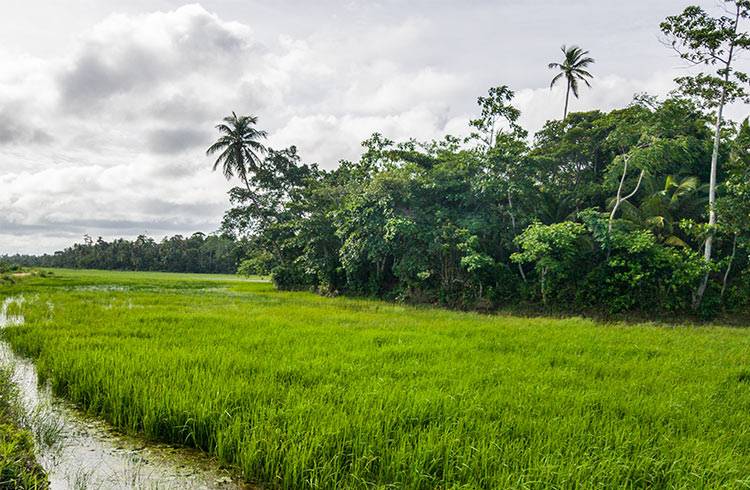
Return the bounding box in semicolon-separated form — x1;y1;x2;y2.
0;295;249;490
3;269;750;488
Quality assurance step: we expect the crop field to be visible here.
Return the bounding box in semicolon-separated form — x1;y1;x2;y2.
2;269;750;488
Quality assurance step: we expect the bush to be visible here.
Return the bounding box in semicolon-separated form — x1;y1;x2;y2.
596;230;705;314
237;251;274;277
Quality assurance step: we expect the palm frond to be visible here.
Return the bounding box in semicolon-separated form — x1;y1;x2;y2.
570;77;580;98
573;69;594;79
207;113;268;187
549;72;565;89
206;139;231;156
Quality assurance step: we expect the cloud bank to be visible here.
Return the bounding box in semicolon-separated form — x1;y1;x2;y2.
0;2;746;254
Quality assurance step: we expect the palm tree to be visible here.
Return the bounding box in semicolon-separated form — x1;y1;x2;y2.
548;45;595;120
616;174;707;246
206;112;268;190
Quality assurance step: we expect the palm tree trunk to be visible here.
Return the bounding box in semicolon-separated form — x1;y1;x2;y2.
564;81;571;120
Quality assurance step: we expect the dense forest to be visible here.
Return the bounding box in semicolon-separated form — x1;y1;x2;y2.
8;2;750;318
3;233;246;274
214;2;750;318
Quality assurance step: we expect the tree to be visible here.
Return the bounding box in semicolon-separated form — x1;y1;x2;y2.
467;86;529;280
511;221;587;305
660;1;750;307
548;45;595;120
467;85;524;151
717;118;750;296
206;112;268;191
608;153;646;233
619;174;707;246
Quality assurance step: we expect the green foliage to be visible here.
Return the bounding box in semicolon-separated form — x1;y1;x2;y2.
4;233;246;274
660;2;750;108
468;85;525;149
511;221;587;303
596;229;706;313
236;251;273;277
198;5;749;317
719;118;750;233
215;88;748;317
0;262;22;274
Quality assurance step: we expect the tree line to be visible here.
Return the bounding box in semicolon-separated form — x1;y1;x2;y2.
4;233;247;274
210;2;750;318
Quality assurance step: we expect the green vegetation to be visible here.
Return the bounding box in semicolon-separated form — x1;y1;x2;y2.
0;2;747;489
4;3;749;319
3;269;750;488
207;2;750;319
0;368;48;489
4;233;247;274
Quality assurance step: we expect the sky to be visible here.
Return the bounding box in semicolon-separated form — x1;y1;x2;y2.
0;0;748;254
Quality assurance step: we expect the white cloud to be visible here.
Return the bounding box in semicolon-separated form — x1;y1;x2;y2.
0;1;747;254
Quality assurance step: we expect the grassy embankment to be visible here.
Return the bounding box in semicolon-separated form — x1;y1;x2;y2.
2;268;750;488
0;367;47;488
0;276;48;489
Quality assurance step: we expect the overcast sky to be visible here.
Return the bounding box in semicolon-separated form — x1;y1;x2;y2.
1;0;747;254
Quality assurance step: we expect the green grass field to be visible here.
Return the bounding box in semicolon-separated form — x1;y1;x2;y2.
3;269;750;488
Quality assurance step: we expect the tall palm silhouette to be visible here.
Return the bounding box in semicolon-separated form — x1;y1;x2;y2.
548;45;595;120
206;112;268;190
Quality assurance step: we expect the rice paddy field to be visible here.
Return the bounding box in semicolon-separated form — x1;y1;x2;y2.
3;269;750;488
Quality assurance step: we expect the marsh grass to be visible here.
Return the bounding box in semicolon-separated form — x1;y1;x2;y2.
23;403;65;454
0;366;48;489
68;467;93;490
3;269;750;488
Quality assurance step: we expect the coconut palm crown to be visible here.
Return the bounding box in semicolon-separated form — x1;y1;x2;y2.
548;45;595;120
206;112;268;189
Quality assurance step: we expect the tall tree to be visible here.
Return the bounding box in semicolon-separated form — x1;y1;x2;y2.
717;118;750;296
467;85;524;151
660;1;750;307
206;112;268;191
548;45;595;120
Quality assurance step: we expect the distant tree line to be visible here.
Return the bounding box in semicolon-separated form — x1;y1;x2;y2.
211;2;750;318
4;233;247;274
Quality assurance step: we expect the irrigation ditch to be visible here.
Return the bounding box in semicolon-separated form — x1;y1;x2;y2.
0;295;250;489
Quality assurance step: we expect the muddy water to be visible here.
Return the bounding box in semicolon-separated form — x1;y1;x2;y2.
0;296;250;490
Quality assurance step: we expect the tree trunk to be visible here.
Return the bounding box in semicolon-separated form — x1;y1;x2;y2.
564;81;571;120
508;191;527;282
694;82;730;308
693;4;738;309
721;233;738;298
608;156;644;233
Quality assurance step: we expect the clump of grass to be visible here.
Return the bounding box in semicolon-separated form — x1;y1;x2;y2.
23;404;64;454
0;275;15;286
4;269;750;488
0;366;49;489
67;467;93;490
